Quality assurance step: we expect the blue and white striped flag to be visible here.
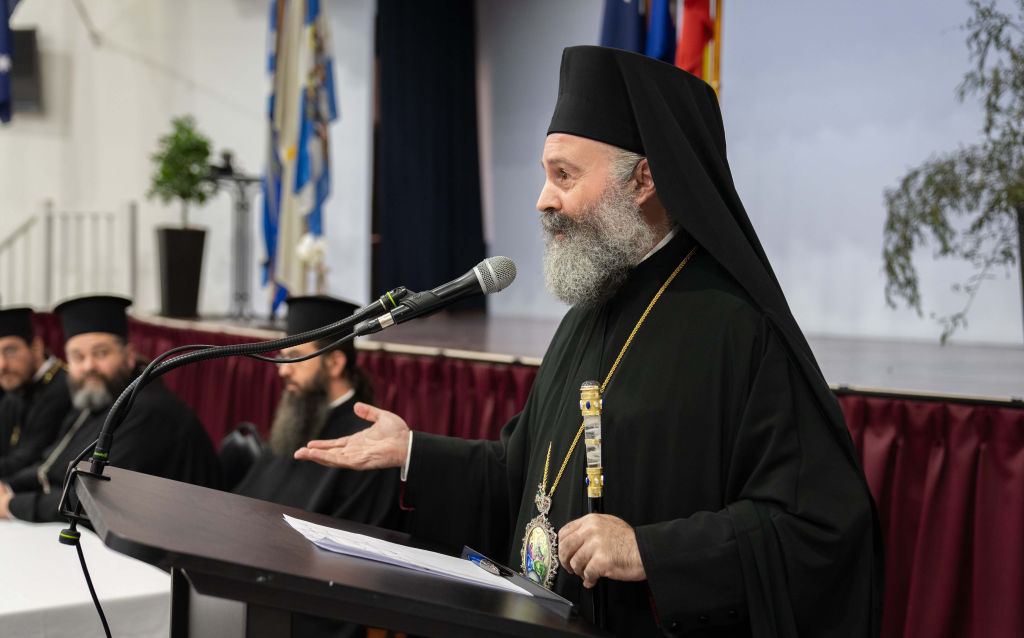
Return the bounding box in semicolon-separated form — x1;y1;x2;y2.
263;0;338;311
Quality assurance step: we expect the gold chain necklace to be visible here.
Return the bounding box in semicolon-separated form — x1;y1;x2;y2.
521;245;698;588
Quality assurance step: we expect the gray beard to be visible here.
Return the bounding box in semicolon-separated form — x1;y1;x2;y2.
268;376;331;456
541;181;664;307
69;368;131;411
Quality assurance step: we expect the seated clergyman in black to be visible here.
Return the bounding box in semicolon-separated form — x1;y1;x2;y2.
0;308;72;476
233;295;400;529
0;295;222;522
296;47;883;637
234;296;401;638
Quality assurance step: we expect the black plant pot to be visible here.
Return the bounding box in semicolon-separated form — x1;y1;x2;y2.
157;227;206;318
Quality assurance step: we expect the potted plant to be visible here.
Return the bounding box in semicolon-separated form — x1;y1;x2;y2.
148;115;218;318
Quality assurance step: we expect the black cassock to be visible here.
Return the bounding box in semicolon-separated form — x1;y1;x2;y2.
233;397;401;527
0;362;72;476
233;397;402;638
4;374;222;522
403;232;876;637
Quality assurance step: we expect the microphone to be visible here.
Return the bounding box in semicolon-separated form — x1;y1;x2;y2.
355;257;516;335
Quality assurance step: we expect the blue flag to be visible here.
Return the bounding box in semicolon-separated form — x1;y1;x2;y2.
600;0;645;55
645;0;676;63
0;0;14;123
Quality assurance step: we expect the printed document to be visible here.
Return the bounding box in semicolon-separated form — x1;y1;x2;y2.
283;514;531;596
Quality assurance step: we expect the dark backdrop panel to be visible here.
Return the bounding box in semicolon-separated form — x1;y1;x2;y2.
375;0;486;308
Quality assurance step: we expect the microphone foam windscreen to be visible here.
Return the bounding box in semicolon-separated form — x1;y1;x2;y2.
475;257;516;294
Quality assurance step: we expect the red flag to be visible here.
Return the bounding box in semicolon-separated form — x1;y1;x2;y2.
675;0;713;78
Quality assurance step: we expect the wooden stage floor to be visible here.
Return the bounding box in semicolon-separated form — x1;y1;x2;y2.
158;312;1024;402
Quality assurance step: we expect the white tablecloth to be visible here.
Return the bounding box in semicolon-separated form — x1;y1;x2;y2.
0;520;170;638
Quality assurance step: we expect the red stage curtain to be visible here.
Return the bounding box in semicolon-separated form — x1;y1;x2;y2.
840;393;1024;638
31;314;1024;638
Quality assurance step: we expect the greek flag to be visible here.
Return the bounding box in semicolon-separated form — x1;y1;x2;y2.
263;0;338;311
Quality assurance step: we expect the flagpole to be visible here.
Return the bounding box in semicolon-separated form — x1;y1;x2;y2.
712;0;722;94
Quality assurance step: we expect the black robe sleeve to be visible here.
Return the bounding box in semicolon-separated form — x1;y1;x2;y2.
4;459;44;493
404;411;527;560
634;322;875;637
2;408;75;493
0;371;72;476
6;410;89;522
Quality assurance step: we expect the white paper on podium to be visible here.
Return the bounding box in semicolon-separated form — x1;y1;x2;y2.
283;514;532;596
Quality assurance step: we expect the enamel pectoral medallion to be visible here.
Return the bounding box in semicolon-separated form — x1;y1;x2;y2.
521;484;558;589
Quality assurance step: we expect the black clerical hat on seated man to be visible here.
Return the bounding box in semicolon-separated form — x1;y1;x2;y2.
0;307;35;343
53;295;132;341
285;295;360;338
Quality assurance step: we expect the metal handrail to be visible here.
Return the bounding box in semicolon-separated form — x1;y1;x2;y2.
0;216;36;251
0;201;137;308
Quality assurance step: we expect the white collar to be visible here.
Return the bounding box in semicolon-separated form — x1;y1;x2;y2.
328;388;356;410
638;226;680;264
31;356;57;383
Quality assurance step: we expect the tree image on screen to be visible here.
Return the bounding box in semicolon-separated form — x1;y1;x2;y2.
883;0;1024;344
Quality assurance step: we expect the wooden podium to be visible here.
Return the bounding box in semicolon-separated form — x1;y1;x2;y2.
74;466;610;638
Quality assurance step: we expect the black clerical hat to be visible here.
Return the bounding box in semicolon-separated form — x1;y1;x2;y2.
53;295;132;341
0;307;35;343
285;296;360;338
548;46;645;155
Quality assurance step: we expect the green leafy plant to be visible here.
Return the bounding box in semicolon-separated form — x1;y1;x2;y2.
883;0;1024;344
148;115;218;228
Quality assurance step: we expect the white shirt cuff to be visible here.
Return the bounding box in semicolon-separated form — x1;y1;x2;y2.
400;432;413;482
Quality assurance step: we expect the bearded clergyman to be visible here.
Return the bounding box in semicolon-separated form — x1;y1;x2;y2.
297;47;883;637
0;295;222;522
234;296;402;638
233;295;400;527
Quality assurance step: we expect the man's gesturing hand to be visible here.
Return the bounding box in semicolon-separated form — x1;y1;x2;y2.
558;514;646;588
294;402;410;470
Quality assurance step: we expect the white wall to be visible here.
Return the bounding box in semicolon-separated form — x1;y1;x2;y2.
723;0;1020;345
0;0;375;316
477;0;1022;345
475;0;603;321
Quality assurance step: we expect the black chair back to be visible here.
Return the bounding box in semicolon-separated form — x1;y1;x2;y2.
220;423;265;491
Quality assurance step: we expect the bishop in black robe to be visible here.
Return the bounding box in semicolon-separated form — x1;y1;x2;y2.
235;296;402;638
299;47;883;638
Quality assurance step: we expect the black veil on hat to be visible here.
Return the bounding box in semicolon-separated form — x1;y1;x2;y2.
285;296;360;338
549;46;882;633
0;307;35;343
53;295;132;341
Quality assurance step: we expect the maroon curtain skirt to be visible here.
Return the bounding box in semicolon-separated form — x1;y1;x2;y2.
840;393;1024;638
31;314;1024;638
